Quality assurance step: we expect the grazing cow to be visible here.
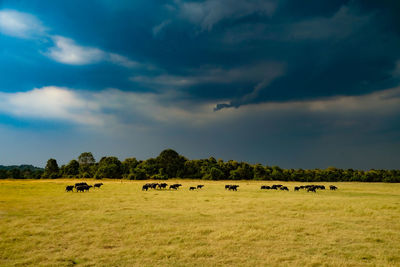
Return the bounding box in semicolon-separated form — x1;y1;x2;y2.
228;185;239;191
76;185;86;192
170;184;178;190
83;185;92;192
142;185;149;191
158;183;168;189
294;186;300;191
65;185;74;192
330;185;338;190
280;186;289;191
94;183;103;189
197;185;204;189
189;187;196;190
225;185;231;190
75;182;88;188
271;185;279;190
307;187;316;193
261;185;267;189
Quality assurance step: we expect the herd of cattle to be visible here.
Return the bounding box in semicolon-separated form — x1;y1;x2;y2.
261;184;338;192
65;182;338;193
65;182;103;192
141;183;205;191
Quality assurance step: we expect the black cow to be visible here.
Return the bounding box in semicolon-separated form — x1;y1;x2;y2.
330;185;338;190
189;187;196;190
228;185;239;191
197;185;204;189
65;185;74;192
76;185;90;192
75;182;88;188
94;183;103;189
280;186;289;191
169;184;179;190
158;183;168;189
294;186;300;191
142;185;149;191
307;187;316;193
225;185;231;190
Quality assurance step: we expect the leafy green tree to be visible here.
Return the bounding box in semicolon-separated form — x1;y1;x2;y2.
43;158;60;178
208;167;224;180
63;160;79;177
94;156;122;179
122;157;138;178
78;152;95;165
131;168;148;180
254;164;267;180
156;149;186;178
78;152;96;178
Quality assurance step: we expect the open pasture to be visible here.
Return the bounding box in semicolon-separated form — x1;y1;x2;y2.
1;180;400;266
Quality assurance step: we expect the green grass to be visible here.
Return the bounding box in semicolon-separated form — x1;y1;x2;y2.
0;180;400;266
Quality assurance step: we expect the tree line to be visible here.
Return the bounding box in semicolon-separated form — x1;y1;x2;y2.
1;149;399;182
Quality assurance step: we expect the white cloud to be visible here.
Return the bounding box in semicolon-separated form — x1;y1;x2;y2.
0;86;103;125
177;0;277;31
0;10;140;68
1;85;400;131
107;53;139;68
45;36;144;68
0;9;46;38
46;36;105;65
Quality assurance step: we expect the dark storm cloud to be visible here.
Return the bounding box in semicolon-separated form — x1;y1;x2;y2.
1;0;400;169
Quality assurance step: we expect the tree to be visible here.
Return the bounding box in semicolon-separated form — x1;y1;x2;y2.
43;158;60;178
94;156;122;179
78;152;96;165
208;167;224;180
63;160;79;177
156;149;186;178
122;157;138;178
78;152;96;178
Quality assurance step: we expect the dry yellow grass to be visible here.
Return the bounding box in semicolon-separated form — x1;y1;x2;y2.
0;179;399;266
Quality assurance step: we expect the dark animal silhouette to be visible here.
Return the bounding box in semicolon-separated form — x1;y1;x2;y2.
225;185;231;190
294;186;300;191
142;185;149;191
228;185;239;191
307;187;316;193
189;187;196;190
197;185;204;189
76;185;91;192
65;185;74;192
169;184;179;190
280;186;289;191
75;182;88;188
158;183;168;189
330;185;338;190
94;183;103;189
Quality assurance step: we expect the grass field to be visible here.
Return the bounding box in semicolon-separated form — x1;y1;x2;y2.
0;180;400;266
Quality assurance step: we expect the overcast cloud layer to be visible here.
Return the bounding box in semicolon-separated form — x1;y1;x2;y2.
0;0;399;169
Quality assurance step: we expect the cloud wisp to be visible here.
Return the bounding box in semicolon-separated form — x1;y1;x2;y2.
176;0;277;31
0;9;139;67
0;10;46;38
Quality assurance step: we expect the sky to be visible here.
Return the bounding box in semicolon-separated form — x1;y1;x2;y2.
0;0;400;169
